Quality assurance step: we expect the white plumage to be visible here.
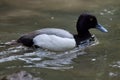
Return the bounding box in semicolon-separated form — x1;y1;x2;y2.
33;34;76;51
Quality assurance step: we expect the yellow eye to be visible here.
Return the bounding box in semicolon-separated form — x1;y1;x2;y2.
90;18;93;21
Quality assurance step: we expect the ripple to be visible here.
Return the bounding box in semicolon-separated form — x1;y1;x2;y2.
110;61;120;68
0;36;98;70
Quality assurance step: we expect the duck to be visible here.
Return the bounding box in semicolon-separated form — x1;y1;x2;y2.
14;13;108;51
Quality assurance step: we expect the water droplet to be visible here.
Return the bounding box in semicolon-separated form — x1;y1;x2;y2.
100;12;104;15
51;17;54;20
91;58;96;61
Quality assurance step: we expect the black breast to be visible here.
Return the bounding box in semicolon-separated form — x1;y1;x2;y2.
74;33;91;46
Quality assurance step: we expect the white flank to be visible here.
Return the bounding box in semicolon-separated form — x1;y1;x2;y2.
33;34;76;51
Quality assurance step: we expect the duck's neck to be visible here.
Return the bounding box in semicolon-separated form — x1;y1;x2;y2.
74;31;92;46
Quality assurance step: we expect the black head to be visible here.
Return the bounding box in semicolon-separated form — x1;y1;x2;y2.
76;13;108;35
74;14;108;45
77;14;97;33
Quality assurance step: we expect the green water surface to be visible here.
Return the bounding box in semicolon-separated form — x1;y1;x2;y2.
0;0;120;80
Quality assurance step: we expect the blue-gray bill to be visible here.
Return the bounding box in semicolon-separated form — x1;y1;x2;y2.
96;24;108;32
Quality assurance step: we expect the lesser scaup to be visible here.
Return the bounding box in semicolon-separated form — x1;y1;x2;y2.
15;14;108;51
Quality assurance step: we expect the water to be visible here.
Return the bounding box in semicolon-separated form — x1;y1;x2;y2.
0;0;120;80
0;36;97;70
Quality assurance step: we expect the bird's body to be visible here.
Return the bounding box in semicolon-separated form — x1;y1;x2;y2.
17;28;76;51
16;14;108;51
33;31;76;51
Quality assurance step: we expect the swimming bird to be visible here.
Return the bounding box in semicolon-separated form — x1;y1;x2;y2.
12;14;108;51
